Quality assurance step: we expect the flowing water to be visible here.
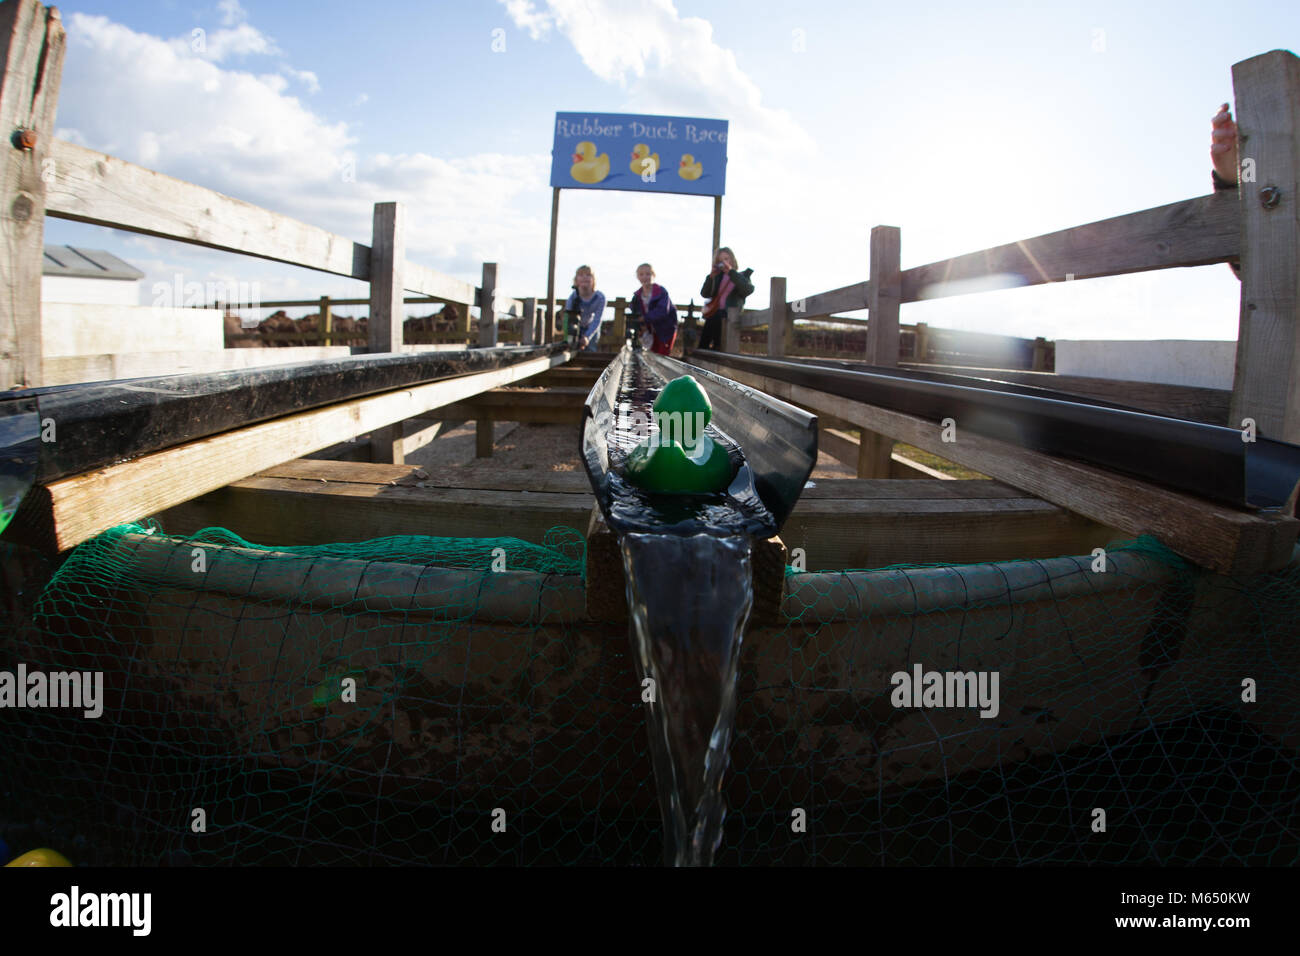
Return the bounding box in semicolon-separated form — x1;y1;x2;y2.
584;351;768;866
621;532;752;867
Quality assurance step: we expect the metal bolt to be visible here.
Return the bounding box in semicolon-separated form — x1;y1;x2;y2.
15;128;36;150
1260;186;1281;209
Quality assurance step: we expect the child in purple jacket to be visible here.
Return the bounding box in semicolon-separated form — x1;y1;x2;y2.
629;263;678;355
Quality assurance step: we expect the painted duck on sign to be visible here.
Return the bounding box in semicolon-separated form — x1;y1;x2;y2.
571;141;610;183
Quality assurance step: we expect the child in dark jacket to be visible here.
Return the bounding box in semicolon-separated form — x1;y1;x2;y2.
698;246;754;351
630;263;678;355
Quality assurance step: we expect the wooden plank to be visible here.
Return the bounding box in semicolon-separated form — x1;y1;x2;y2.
795;280;870;319
402;260;476;306
690;358;1297;574
156;473;592;549
900;193;1240;303
783;491;1114;569
476;418;494;458
478;262;498;348
768;276;788;357
22;352;569;552
867;226;900;366
584;506;625;622
46;139;370;279
800;478;1029;500
899;362;1231;425
738;306;770;330
429;403;580;425
41;347;353;385
258;459;593;494
0;0;65;388
1230;50;1300;443
522;296;536;346
818;426;942;478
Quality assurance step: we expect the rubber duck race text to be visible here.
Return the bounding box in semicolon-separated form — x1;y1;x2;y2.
555;117;726;143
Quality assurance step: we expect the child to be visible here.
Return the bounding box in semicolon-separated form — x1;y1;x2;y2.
698;247;754;351
629;263;678;355
565;265;606;351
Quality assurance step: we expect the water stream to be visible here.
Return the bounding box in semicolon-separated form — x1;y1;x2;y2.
621;532;752;866
591;351;767;866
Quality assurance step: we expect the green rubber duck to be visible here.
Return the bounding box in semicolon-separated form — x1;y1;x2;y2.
624;375;732;493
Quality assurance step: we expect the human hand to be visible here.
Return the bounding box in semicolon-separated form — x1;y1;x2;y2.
1211;103;1239;184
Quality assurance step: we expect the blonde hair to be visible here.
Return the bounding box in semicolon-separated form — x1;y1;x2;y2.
574;264;596;285
714;247;738;270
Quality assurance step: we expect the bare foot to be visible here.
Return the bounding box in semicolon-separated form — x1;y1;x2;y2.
1211;103;1239;184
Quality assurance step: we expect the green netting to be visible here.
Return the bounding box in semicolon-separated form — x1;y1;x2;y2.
1;524;1296;866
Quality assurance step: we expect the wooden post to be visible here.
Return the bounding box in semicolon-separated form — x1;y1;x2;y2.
612;296;626;349
858;225;901;476
712;195;722;258
478;262;498;347
1032;335;1048;371
866;225;901;367
769;276;788;357
320;295;332;346
684;300;698;349
368;201;404;463
546;187;560;344
914;321;929;363
0;0;65;388
368;202;404;353
522;296;536;345
1230;50;1300;442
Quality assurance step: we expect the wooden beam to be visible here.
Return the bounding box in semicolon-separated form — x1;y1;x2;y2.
476;418;494;458
688;357;1297;574
866;226;900;366
156;461;594;549
796;281;870;319
46;139;370;279
818;426;943;478
1230;50;1300;443
478;262;498;347
522;296;536;346
897;362;1231;425
19;352;569;552
0;0;65;388
900;193;1240;303
769;276;788;357
368;202;405;464
402;260;476;306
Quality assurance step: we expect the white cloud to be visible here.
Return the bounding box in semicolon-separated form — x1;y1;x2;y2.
503;0;553;41
282;65;321;93
218;0;247;28
54;12;547;302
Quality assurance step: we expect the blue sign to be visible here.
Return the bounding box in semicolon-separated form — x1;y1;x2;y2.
549;112;727;197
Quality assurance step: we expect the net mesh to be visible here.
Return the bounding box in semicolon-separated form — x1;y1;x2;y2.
1;523;1296;865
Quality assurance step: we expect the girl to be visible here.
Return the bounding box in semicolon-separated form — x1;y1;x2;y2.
564;265;606;351
629;263;678;355
698;246;754;351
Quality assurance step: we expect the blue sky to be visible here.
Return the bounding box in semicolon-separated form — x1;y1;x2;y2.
40;0;1300;340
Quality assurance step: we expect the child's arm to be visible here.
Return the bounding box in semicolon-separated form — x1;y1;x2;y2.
1211;103;1239;189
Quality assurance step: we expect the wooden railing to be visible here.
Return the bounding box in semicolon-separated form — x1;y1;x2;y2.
725;48;1300;446
0;0;534;392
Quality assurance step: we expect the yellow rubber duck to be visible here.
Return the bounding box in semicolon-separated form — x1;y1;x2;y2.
630;144;660;177
570;142;610;184
6;848;72;866
678;154;703;180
